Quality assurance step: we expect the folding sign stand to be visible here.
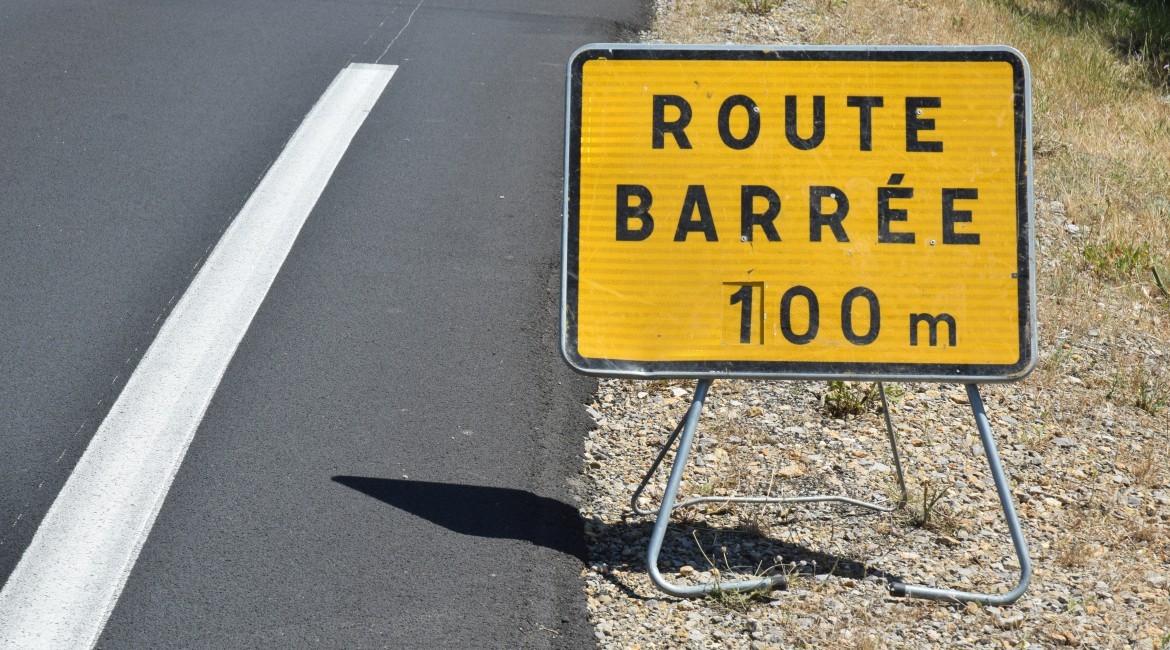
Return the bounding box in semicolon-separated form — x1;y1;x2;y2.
563;44;1038;607
633;379;1032;605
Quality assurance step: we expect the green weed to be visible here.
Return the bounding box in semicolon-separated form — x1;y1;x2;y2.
1082;240;1151;281
1136;370;1170;414
734;0;781;14
902;479;956;532
823;381;879;417
881;382;906;404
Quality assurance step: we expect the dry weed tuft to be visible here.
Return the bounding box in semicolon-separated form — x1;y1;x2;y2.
648;0;739;42
1055;538;1094;568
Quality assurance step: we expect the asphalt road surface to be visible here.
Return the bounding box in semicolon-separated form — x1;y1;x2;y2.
0;1;648;647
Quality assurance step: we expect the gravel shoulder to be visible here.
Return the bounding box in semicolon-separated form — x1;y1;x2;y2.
574;2;1170;648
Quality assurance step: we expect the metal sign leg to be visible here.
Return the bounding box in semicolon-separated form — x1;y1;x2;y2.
888;383;1032;605
645;379;786;596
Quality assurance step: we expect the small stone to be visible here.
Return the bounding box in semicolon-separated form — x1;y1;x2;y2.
996;614;1025;630
679;565;695;576
777;464;804;478
1052;437;1077;448
937;535;961;547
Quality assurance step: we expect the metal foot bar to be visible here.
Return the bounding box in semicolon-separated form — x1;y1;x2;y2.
888;383;1032;605
640;380;1031;605
633;382;907;517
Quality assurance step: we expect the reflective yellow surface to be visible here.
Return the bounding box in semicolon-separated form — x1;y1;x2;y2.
570;53;1029;374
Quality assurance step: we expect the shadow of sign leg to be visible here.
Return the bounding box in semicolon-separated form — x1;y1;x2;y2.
888;383;1033;605
630;415;686;517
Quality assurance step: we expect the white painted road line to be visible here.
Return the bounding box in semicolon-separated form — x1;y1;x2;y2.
0;62;396;649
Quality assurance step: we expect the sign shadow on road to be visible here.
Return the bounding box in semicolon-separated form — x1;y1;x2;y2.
332;476;589;563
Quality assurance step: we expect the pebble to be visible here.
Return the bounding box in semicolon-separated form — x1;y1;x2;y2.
996;614;1025;630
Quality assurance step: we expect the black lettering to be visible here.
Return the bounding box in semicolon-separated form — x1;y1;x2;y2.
780;286;819;344
730;285;754;344
740;185;781;242
906;97;943;152
652;95;693;149
841;287;880;345
785;95;826;150
616;185;654;241
878;174;915;244
846;96;883;151
909;313;957;347
718;95;760;150
942;188;981;245
809;186;849;242
673;185;718;241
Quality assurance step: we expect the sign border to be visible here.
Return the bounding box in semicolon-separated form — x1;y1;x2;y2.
561;44;1036;382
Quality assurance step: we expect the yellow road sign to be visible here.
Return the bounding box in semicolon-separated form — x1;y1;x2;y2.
562;46;1035;381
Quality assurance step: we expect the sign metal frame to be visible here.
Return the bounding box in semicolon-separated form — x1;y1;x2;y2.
561;44;1036;382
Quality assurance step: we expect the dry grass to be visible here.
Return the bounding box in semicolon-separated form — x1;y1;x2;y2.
650;0;742;42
